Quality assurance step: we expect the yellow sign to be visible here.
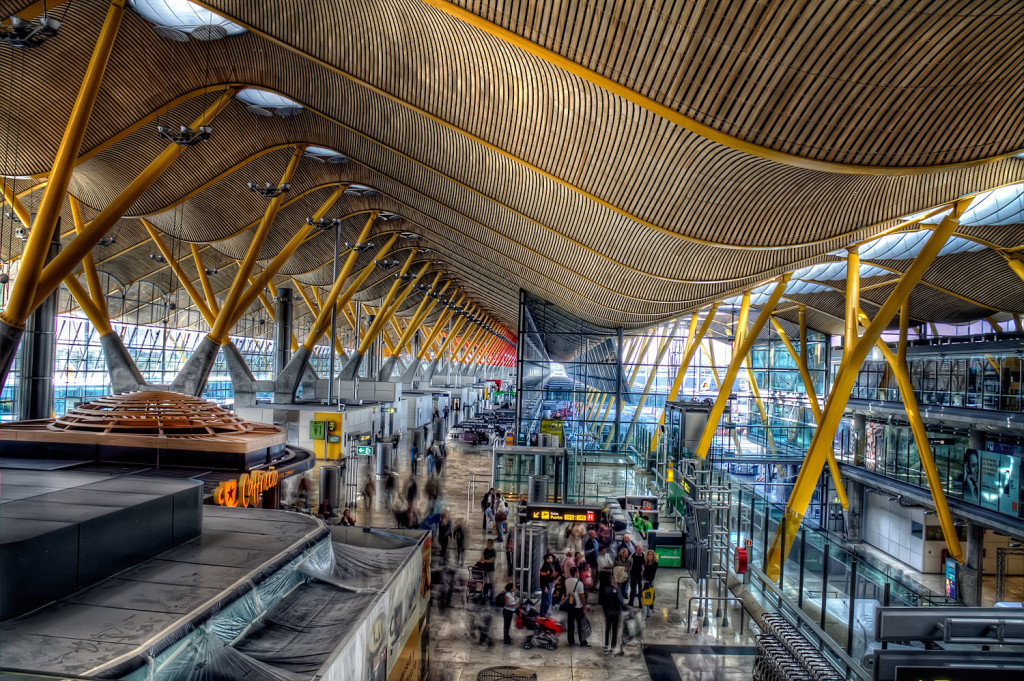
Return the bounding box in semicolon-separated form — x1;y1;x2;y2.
213;468;280;508
527;504;598;523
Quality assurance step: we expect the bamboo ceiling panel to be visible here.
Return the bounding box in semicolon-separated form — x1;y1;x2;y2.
0;0;1023;342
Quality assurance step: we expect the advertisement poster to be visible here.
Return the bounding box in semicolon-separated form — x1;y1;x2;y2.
944;556;957;600
386;541;431;678
961;448;981;504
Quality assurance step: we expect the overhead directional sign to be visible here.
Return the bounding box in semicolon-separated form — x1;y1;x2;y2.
526;503;600;523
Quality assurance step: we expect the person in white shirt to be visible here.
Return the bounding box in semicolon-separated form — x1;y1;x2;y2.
562;567;589;647
502;583;518;644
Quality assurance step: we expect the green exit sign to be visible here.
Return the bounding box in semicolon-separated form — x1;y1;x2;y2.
357;445;373;456
309;420;326;440
384;407;396;414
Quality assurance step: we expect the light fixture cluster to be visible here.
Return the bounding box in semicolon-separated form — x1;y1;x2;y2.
377;212;401;222
346;241;375;253
204;267;218;276
375;259;400;269
97;236;116;247
157;124;212;146
149;253;167;264
248;181;290;198
0;15;60;48
307;217;341;232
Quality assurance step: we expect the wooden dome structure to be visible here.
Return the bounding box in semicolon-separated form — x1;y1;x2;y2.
49;390;254;437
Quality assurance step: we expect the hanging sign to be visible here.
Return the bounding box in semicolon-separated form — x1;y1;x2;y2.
213;469;280;508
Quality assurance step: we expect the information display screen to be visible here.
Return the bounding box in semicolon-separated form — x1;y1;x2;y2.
526;504;599;523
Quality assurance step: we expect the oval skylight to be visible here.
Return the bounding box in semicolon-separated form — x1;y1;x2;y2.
345;184;378;197
129;0;245;39
305;146;348;164
857;231;985;260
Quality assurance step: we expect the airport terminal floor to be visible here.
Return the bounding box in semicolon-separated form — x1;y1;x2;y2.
304;434;759;681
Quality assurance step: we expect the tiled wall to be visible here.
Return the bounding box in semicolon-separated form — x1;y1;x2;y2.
863;494;925;571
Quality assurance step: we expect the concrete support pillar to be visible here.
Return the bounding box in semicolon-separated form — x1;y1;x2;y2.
274;287;292;377
845;480;865;543
853;413;867;465
961;521;985;606
101;332;146;394
18;226;60;420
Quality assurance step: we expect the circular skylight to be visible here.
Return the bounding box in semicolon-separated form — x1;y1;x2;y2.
129;0;245;39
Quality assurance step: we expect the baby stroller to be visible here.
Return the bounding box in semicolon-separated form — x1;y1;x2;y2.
516;599;564;650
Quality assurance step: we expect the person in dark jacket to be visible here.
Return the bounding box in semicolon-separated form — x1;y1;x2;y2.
641;549;659;618
628;544;645;606
602;566;629;655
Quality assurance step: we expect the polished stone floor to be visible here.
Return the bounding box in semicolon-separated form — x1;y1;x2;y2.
298;427;758;681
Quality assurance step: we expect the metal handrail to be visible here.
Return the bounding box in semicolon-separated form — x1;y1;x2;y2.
684;595;745;632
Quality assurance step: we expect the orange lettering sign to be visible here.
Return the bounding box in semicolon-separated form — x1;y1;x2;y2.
213;468;280;508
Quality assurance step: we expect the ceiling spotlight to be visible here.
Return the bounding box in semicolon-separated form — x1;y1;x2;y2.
427;289;441;299
149;253;166;263
415;283;431;292
13;226;28;241
205;267;218;276
0;15;59;48
248;181;290;198
397;272;415;282
97;236;116;247
375;259;400;269
158;124;212;147
346;241;375;253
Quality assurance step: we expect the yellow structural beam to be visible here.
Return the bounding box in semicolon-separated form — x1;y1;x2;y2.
25;89;236;317
191;243;219;316
415;294;466;360
766;203;968;579
63;275;112;336
360;260;431;355
694;275;791;458
624;319;681;444
651;303;719;451
211;146;305;341
845;247;861;353
142;220;215;326
858;311;964;562
304;235;399;350
703;341;746;456
5;0;124;324
212;186;348;342
736;291;780;458
770;316;848;510
392;276;449;355
356;250;418;355
68;197;107;314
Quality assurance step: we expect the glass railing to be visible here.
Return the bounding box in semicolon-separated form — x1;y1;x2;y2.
728;477;957;678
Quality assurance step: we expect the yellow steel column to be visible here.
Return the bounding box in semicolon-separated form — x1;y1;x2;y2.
624;319;681;445
68;197;107;313
211;147;305;342
651;303;719;451
64;276;112;336
391;276;449;356
736;291;780;457
30;89;235;314
845;247;860;353
770;316;848;509
704;340;746;457
191;243;219;316
3;0;125;323
766;203;967;578
355;251;419;355
415;294;467;360
858;311;964;562
364;261;432;354
142;220;215;326
304;235;399;350
694;275;791;459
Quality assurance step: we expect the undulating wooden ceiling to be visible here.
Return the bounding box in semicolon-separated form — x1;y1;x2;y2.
1;0;1023;348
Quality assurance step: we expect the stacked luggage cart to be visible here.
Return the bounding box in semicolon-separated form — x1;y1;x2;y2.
753;613;843;681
